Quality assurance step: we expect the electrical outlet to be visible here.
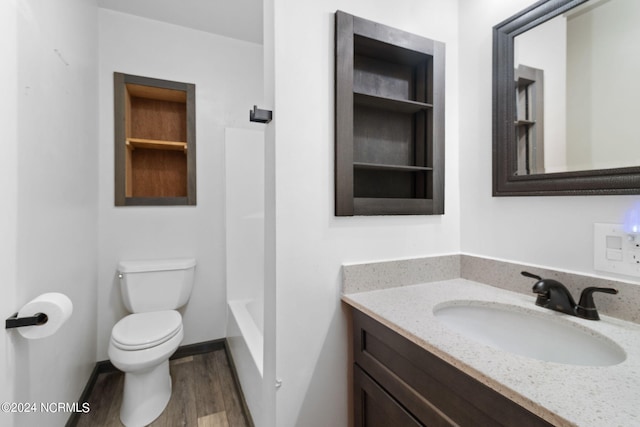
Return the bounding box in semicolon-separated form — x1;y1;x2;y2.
594;223;640;277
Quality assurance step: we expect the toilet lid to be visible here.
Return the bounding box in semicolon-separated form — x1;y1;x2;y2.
111;310;182;351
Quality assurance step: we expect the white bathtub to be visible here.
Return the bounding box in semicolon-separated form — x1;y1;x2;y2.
227;299;264;424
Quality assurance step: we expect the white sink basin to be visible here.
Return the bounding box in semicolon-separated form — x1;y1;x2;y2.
433;301;626;366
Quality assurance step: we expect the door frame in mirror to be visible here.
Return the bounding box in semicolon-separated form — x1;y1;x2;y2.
493;0;640;196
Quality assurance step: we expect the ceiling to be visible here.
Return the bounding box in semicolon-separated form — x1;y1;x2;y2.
98;0;263;44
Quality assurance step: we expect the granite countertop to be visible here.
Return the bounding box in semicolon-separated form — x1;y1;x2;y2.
342;278;640;427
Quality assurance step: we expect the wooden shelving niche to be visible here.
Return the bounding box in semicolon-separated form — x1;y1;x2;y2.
114;73;196;206
335;11;445;216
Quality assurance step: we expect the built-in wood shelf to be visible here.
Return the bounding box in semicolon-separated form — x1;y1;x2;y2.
353;162;433;172
114;72;196;206
335;11;445;216
354;92;433;114
126;138;187;152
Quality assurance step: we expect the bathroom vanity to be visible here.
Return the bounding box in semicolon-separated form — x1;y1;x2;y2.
343;279;640;426
351;308;552;426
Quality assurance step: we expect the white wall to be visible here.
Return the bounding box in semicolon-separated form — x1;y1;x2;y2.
566;0;640;170
269;0;460;425
10;0;100;426
459;0;638;278
97;10;263;359
0;1;19;425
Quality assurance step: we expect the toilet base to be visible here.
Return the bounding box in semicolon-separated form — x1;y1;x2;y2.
120;359;172;427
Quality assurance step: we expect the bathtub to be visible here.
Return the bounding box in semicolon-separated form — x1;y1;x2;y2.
227;299;264;423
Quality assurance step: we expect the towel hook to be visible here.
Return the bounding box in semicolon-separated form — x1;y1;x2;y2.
249;105;272;124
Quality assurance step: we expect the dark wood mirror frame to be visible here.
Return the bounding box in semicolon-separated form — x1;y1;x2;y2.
493;0;640;196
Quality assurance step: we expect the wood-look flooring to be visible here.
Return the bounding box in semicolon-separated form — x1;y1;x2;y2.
75;349;250;427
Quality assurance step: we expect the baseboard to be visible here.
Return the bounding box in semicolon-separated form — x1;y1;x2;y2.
64;363;101;427
66;338;229;427
172;337;226;360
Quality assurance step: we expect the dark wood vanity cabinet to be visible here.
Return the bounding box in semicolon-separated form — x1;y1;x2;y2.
335;11;445;216
351;309;554;427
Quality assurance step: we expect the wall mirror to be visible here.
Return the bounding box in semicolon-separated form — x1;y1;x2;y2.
493;0;640;196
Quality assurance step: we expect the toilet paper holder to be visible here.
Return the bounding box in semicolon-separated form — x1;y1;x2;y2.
5;312;49;329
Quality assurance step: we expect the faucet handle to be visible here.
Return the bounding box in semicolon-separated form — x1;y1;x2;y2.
578;287;618;308
577;287;618;320
521;271;542;281
522;271;563;295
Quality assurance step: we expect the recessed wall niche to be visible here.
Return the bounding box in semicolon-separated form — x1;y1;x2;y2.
114;72;196;206
335;11;445;216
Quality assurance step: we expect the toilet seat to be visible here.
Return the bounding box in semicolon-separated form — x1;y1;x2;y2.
111;310;182;351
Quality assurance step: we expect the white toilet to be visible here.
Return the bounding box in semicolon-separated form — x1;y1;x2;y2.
108;258;196;427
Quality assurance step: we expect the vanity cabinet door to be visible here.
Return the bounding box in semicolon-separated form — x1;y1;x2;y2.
351;309;554;427
354;364;422;427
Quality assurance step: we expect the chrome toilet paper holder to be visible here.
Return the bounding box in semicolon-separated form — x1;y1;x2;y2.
5;312;49;329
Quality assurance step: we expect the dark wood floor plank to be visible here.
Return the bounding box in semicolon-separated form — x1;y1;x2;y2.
150;360;198;427
213;351;249;427
76;371;124;427
103;372;124;427
194;352;226;417
73;349;248;427
198;411;230;427
76;374;109;427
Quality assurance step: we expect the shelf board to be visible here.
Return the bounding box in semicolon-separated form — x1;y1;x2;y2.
354;34;430;67
354;92;433;114
354;162;432;172
126;138;187;152
354;197;434;215
126;83;186;103
515;120;535;127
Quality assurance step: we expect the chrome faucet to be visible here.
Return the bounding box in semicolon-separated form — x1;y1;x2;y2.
521;271;618;320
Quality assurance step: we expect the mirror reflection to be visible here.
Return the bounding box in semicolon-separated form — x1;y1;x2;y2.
513;0;640;175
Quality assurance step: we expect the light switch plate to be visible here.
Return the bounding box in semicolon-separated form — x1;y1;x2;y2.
594;223;640;277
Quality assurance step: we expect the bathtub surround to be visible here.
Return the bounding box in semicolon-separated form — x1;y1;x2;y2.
225;127;266;424
227;300;264;424
343;254;640;323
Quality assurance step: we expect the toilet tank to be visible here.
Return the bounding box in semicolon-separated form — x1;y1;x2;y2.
118;258;196;313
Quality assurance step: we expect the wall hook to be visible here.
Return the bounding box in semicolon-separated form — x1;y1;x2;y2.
249;105;272;124
5;312;48;329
